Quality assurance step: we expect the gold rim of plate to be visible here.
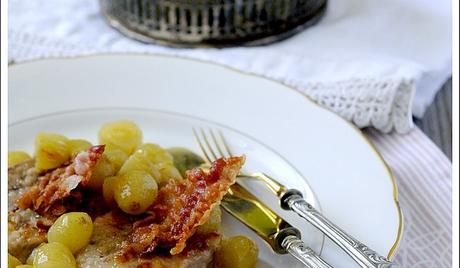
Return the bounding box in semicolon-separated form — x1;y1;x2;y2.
9;53;404;259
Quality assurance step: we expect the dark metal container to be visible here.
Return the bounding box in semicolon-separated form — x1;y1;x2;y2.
100;0;327;47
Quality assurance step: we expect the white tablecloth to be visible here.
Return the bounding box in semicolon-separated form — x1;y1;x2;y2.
8;0;452;134
8;1;452;267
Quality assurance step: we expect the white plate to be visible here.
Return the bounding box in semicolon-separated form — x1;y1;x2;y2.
8;54;402;267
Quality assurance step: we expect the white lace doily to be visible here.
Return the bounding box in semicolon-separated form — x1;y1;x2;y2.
8;0;452;134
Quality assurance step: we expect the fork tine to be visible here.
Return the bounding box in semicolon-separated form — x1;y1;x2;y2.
218;130;233;157
200;128;218;161
194;127;286;196
210;129;227;158
192;127;212;163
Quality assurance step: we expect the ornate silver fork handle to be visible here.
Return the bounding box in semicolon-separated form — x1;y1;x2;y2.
191;128;399;268
281;235;333;268
281;192;401;268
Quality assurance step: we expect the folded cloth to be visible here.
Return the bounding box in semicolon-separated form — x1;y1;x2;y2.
8;0;451;133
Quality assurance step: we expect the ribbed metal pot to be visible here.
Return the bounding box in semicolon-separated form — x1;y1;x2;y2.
100;0;327;47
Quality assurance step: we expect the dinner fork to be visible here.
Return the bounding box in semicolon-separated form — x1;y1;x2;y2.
193;127;402;268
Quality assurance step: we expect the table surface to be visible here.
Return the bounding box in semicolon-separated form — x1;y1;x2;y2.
415;78;452;160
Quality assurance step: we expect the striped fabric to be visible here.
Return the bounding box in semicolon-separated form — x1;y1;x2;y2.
366;127;452;267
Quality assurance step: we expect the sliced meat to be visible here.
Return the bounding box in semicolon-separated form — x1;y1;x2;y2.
76;212;221;268
8;161;50;262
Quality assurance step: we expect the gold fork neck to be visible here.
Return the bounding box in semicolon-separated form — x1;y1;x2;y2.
244;172;287;197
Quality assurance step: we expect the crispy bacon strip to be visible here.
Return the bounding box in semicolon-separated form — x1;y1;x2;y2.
120;156;244;259
17;145;105;216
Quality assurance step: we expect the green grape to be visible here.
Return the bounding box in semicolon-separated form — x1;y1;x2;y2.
8;253;22;268
66;139;92;156
118;152;161;182
196;206;221;234
114;170;158;215
8;151;32;167
88;155;116;190
34;133;70;171
33;242;76;268
135;143;174;165
136;143;185;185
26;248;36;265
214;236;259;268
98;120;142;155
155;162;183;186
104;148;128;173
47;212;93;253
102;176;118;207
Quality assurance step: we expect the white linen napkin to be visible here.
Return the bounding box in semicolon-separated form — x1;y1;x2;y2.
8;0;452;134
